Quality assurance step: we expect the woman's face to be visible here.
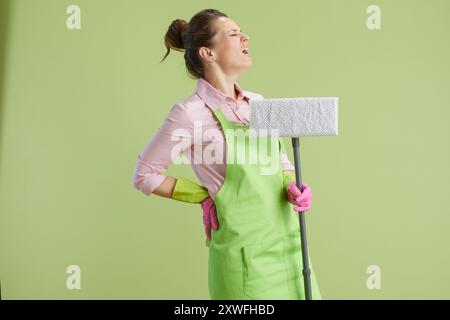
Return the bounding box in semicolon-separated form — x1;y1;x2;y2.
206;17;252;74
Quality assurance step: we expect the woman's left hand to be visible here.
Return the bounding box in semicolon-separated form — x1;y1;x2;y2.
286;182;312;212
201;196;219;240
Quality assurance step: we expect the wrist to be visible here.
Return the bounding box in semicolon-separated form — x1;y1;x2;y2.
172;177;209;204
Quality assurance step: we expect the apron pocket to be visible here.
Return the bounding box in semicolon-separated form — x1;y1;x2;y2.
241;235;290;299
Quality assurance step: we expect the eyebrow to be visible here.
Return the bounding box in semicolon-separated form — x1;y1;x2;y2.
228;28;242;33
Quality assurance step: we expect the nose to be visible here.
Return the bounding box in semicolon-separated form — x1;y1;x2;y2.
241;32;249;42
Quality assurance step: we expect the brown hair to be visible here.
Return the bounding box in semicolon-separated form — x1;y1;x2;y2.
160;9;228;79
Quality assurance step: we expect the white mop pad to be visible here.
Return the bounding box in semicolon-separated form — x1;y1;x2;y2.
249;97;339;137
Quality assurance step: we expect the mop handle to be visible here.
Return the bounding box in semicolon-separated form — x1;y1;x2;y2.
292;137;312;300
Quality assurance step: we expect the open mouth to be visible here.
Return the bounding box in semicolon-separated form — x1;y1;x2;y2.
242;48;249;55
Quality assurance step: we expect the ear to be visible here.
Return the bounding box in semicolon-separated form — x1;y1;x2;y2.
198;47;215;63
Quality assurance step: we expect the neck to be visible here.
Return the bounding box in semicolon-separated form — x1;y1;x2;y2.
203;71;238;100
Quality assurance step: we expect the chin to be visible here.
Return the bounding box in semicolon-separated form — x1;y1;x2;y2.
242;60;253;69
233;60;253;74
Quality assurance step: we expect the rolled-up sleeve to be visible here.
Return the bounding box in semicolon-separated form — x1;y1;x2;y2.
277;135;295;171
281;153;295;171
132;102;193;195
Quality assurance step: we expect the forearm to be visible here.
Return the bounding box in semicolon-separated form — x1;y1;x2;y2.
152;176;177;199
283;170;296;189
282;170;297;201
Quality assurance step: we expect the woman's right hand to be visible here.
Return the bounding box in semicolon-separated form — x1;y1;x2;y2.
287;182;312;212
201;196;219;241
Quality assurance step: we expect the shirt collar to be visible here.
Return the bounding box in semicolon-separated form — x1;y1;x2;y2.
195;77;249;109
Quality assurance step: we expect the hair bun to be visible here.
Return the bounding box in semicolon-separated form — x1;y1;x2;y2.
160;9;228;79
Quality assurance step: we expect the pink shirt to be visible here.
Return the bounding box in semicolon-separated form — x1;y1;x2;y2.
132;77;295;200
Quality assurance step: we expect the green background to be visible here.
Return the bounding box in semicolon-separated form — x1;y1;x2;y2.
1;0;449;299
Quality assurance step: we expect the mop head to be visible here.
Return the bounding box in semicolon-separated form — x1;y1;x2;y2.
249;97;339;137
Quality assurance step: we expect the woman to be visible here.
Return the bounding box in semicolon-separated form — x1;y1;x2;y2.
132;8;322;300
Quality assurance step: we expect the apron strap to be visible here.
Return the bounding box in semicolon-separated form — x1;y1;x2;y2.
212;108;231;128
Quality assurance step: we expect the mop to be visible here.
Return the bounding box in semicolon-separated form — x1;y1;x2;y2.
249;97;339;300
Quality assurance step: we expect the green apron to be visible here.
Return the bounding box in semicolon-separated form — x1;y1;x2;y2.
204;104;322;300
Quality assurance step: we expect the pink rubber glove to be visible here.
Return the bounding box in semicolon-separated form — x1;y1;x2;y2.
287;182;313;212
201;196;219;240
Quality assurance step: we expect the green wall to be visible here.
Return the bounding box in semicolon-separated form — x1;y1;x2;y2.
0;0;449;299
